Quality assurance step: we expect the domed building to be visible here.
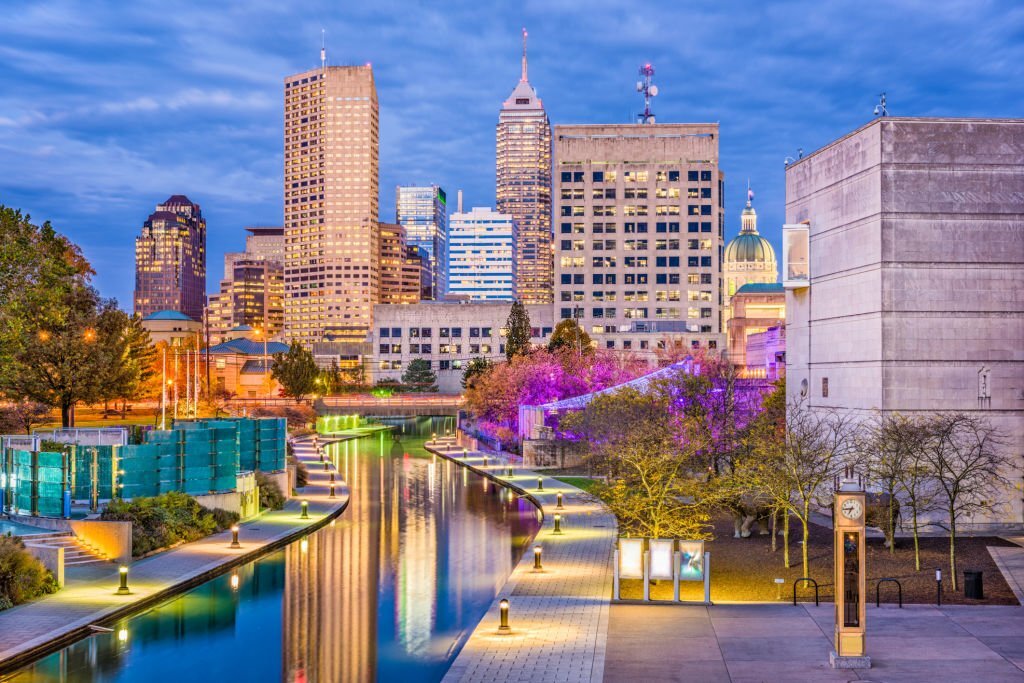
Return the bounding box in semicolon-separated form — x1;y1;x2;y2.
723;188;778;324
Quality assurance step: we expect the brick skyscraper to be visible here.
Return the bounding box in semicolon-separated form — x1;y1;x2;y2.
496;29;552;305
134;194;206;321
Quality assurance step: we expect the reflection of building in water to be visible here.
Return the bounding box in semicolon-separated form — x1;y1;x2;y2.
394;444;438;655
284;438;380;682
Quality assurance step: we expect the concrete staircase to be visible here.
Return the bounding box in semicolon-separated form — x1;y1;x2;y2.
25;532;111;566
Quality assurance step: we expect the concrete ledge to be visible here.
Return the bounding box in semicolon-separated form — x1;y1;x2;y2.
24;543;64;587
829;650;871;669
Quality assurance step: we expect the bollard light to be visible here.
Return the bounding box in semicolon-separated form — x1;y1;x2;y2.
533;545;543;571
498;598;511;632
431;432;437;443
117;565;130;595
507;465;514;477
300;500;309;519
462;448;468;459
230;573;240;591
330;472;336;484
324;460;329;471
556;492;564;509
329;483;336;498
483;456;488;467
553;513;563;534
936;569;943;606
319;448;324;462
230;524;241;549
537;477;544;491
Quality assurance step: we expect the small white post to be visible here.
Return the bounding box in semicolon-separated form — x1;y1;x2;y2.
673;550;681;602
704;551;712;605
613;549;620;600
643;550;650;602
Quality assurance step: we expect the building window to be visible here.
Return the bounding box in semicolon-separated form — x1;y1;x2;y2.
822;378;829;397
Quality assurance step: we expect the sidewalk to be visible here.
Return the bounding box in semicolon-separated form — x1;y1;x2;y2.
426;437;616;683
0;433;349;674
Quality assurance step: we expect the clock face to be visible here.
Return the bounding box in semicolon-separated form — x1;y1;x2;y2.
841;499;863;520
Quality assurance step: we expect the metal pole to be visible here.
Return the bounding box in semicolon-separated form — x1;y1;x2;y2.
161;346;167;430
643;550;650;602
613;549;620;600
704;551;712;604
673;550;681;602
173;348;179;421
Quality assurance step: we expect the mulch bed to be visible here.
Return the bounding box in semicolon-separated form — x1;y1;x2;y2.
619;513;1019;605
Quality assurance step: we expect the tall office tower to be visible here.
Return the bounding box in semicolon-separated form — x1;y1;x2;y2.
395;185;447;298
207;226;286;345
448;207;517;301
407;244;432;300
378;222;422;305
552;124;725;356
496;29;552;304
134;195;207;321
283;64;380;346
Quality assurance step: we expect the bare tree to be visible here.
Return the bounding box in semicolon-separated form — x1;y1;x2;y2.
742;398;856;577
921;413;1011;590
891;416;940;571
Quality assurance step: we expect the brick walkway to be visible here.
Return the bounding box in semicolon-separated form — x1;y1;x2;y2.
427;437;616;683
0;433;350;673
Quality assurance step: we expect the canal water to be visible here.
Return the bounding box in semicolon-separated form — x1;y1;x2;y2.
5;417;540;682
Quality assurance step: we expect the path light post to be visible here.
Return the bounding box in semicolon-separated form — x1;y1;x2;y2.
556;492;564;509
117;566;130;595
324;459;329;471
936;569;942;606
498;598;511;632
462;448;468;459
230;525;241;549
300;500;309;519
537;477;544;491
553;514;563;534
507;464;514;477
483;456;488;467
534;545;543;571
431;432;436;444
329;482;336;498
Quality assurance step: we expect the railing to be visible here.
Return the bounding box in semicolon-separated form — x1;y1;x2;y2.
876;578;903;608
792;577;819;606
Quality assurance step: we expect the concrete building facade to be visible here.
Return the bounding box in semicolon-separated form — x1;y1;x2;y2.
372;302;554;393
497;31;552;305
726;283;785;372
283;65;380;346
784;117;1024;529
396;185;447;299
447;207;517;301
133;195;207;322
552;123;726;358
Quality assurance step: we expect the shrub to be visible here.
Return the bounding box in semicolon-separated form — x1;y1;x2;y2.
101;491;239;557
256;470;286;510
0;535;59;608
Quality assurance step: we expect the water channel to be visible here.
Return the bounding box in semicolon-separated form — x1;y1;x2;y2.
5;416;541;682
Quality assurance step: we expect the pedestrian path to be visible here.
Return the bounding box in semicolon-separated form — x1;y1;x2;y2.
0;433;349;674
427;436;616;683
991;538;1024;605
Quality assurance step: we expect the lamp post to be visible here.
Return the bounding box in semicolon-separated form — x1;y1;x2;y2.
498;598;511;632
230;524;241;549
533;545;543;571
300;500;309;519
556;492;564;509
116;565;130;595
536;477;544;491
553;514;563;534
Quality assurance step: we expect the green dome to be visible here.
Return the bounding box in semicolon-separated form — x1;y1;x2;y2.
725;232;775;264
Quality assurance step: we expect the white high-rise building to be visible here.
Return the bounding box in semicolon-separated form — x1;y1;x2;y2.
448;207;517;301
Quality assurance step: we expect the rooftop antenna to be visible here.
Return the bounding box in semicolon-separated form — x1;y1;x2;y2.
636;63;658;124
873;92;888;117
521;27;528;81
320;28;326;70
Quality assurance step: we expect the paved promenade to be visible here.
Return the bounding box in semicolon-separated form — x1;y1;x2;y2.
427;436;616;683
0;432;351;673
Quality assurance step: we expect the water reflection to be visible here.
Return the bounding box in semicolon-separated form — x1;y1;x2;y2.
6;417;539;683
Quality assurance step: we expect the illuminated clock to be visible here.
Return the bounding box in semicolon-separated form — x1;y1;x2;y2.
840;499;863;520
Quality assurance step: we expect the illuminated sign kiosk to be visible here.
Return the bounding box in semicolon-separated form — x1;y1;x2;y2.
830;467;871;670
613;538;710;604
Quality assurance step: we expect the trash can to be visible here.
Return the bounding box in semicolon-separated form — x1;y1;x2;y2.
963;570;984;599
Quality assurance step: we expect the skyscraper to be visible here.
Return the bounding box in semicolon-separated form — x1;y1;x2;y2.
396;185;447;298
378;222;422;306
133;194;206;321
496;29;552;305
552;123;725;356
283;63;380;346
448;207;517;301
207;226;285;345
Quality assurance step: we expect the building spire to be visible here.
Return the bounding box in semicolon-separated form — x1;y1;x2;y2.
746;178;753;208
521;27;528;82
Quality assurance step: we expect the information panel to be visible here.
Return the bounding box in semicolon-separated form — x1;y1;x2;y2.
678;540;705;581
649;539;674;580
618;538;644;579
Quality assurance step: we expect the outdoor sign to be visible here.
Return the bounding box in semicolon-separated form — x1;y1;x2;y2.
678;540;705;581
649;539;675;580
618;538;644;579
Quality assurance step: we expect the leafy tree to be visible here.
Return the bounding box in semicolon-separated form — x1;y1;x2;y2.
321;360;343;394
922;413;1010;590
402;358;438;392
547;319;592;355
561;387;713;539
96;312;158;418
271;342;318;402
461;357;492;390
504;300;532;360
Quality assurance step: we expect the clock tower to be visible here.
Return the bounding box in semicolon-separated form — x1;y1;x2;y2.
831;466;871;669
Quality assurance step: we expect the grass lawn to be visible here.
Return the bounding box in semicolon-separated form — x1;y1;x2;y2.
617;513;1019;605
552;476;601;495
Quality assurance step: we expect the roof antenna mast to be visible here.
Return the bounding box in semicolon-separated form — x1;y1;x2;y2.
636;63;658;124
320;28;326;70
521;27;528;81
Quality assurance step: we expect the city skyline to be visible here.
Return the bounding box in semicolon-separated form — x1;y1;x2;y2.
1;1;1022;308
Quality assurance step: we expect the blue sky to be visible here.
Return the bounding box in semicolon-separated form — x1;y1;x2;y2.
1;0;1022;308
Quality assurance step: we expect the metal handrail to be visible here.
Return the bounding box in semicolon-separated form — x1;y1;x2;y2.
792;577;819;606
876;577;903;608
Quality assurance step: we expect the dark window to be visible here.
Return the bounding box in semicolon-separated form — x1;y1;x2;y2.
451;327;462;337
688;222;699;233
561;223;572;234
560;308;572;319
391;327;401;337
668;170;680;181
701;205;712;216
561;274;572;284
470;327;480;337
379;328;390;338
574;171;585;182
687;171;699;181
688;257;699;267
593;274;604;284
593;171;604;182
561;171;572;182
701;222;712;233
701;256;712;267
822;378;829;397
700;170;712;181
573;274;584;284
